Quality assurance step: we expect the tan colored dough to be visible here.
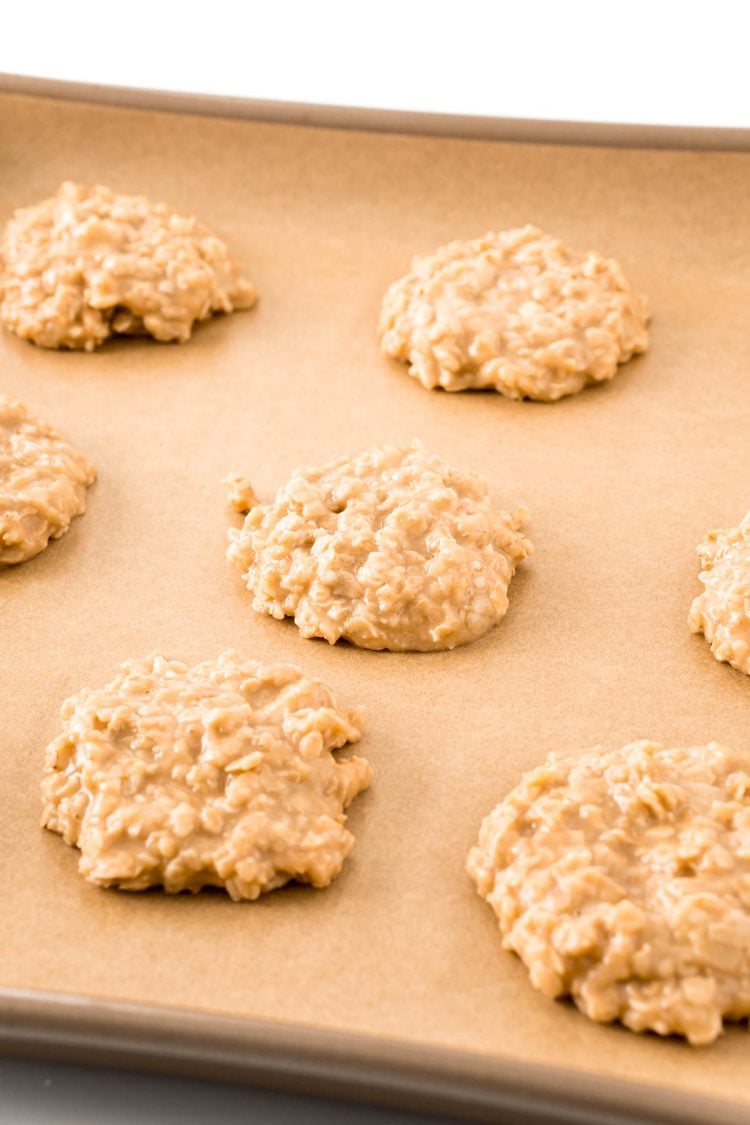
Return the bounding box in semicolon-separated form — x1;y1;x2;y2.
688;511;750;675
468;740;750;1045
41;652;371;901
0;182;256;350
379;225;649;401
224;472;258;514
0;397;96;565
226;440;531;652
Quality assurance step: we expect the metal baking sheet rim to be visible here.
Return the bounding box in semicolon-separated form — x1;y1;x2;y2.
1;986;746;1125
1;72;749;151
0;72;748;1125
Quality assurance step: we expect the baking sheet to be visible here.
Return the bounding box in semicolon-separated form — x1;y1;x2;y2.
4;73;750;152
2;89;750;1117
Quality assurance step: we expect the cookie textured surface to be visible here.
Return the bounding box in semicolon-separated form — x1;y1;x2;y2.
379;225;649;401
0;182;256;350
468;740;750;1045
227;441;531;652
41;652;371;900
689;512;750;675
0;397;96;565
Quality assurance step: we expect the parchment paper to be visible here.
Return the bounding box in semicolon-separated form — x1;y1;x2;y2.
2;90;750;1107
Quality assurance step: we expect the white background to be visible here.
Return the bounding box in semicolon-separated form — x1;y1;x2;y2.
1;0;749;128
1;4;747;1123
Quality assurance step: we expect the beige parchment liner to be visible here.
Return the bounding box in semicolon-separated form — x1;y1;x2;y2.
1;91;750;1106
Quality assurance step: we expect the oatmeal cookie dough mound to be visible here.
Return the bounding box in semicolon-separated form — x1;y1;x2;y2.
688;511;750;675
468;740;750;1045
0;182;256;350
227;441;531;652
379;225;649;401
0;398;96;564
41;652;371;900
